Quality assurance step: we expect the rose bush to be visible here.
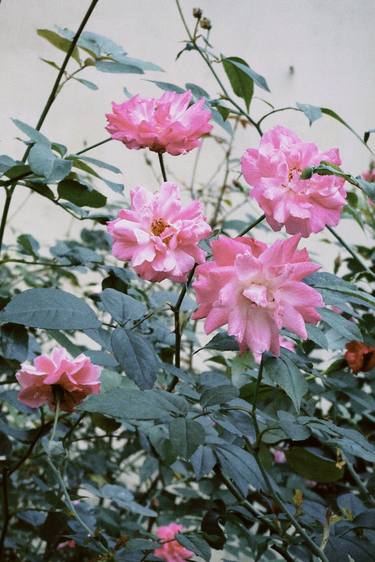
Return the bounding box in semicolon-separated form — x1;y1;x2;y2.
0;3;375;562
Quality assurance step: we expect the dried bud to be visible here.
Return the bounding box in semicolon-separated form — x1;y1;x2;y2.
200;17;212;30
193;7;202;19
345;340;375;373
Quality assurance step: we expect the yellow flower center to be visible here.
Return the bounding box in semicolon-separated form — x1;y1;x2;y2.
151;218;169;236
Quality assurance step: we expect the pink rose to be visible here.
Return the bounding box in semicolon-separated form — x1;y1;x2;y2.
57;540;76;550
273;450;287;464
280;336;296;353
107;182;211;282
192;234;323;361
106;91;212;155
16;347;101;412
154;523;193;562
241;126;346;237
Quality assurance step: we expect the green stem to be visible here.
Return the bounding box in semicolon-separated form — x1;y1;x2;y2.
341;452;375;507
257;106;299;128
249;358;329;562
175;0;262;136
168;266;197;391
0;0;100;255
0;469;10;559
75;137;112;156
238;214;266;236
46;397;109;554
158;152;168;182
327;225;375;279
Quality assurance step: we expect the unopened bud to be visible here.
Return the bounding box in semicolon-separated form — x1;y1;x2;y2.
200;17;212;30
193;7;202;19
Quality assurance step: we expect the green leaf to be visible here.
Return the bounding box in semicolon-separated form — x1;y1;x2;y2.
101;289;147;324
277;411;311;441
203;333;239;352
223;57;270;92
320;308;362;341
222;56;254;110
191;445;216;480
146;79;185;93
75;78;98;90
296;102;322;125
111;327;159;390
77;156;121;174
306;272;375;309
37;29;80;63
215;443;264;494
95;60;143;74
200;385;239;407
0;288;100;329
364;128;375;144
286;447;344;483
176;533;211;562
185;82;209;99
263;354;307;413
357;177;375;202
17;233;40;256
12;119;50;147
306;324;329;349
321;107;373;154
80;388;184;420
28;144;55;177
57;179;106;208
169;418;205;459
28;144;71;182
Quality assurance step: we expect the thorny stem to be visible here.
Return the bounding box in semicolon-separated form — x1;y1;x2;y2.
0;0;100;255
175;0;262;136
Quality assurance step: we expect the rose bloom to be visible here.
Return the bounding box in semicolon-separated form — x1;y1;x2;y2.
16;347;101;412
192;234;323;361
107;182;211;282
154;523;193;562
345;341;375;373
241;126;346;237
105;90;212;155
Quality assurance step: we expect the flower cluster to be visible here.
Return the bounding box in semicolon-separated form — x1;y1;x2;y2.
16;347;101;412
241;126;346;237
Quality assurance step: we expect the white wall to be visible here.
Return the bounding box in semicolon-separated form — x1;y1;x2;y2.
1;0;374;269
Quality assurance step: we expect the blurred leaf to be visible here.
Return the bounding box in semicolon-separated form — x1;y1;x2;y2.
0;323;29;361
12;119;50;146
17;233;40;256
146;79;185;93
75;78;98;90
286;447;344;482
